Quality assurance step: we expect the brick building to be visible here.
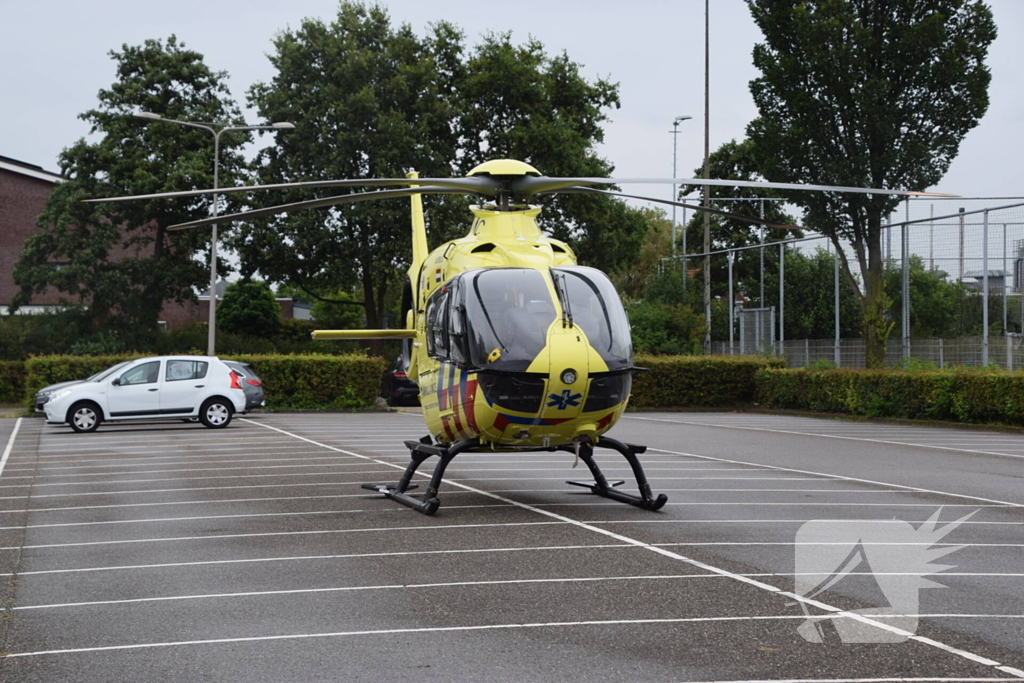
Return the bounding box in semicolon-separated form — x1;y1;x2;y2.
0;156;63;314
1;155;309;328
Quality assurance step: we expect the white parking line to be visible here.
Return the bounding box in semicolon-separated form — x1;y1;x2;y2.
7;615;1024;668
0;521;568;551
627;415;1024;461
14;573;710;610
6;543;638;577
0;504;516;531
640;445;1024;509
0;418;23;479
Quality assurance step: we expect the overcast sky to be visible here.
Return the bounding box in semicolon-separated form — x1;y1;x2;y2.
2;0;1021;203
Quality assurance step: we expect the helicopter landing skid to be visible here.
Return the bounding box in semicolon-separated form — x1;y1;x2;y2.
564;436;668;511
361;437;480;516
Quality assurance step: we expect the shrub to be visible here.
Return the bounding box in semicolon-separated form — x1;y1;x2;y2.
231;354;385;410
0;361;26;403
756;367;1024;426
630;355;786;409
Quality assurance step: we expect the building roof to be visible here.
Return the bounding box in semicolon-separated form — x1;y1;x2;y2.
0;155;61;183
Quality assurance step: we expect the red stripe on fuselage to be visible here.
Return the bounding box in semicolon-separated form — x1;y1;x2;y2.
462;377;479;435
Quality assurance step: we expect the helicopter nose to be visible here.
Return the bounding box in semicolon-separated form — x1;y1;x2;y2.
539;327;590;418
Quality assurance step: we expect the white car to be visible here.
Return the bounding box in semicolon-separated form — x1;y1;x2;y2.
43;356;248;433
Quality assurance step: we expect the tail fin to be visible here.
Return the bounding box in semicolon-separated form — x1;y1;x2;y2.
407;171;428;311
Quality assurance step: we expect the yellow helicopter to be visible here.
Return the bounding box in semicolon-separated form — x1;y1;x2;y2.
92;158;946;515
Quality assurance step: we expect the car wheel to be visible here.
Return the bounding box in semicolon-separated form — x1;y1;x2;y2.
199;398;233;429
68;401;101;433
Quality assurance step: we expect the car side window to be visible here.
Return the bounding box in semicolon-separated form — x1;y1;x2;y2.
166;360;209;382
119;361;160;386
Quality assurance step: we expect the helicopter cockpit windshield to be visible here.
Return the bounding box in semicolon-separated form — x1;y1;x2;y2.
426;266;632;373
456;268;557;371
552;265;633;371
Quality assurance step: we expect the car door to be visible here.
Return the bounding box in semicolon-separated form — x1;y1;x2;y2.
107;360;162;418
159;359;211;415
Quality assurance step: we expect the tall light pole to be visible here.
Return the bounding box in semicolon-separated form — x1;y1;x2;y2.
670;115;693;258
135;112;295;356
703;0;712;352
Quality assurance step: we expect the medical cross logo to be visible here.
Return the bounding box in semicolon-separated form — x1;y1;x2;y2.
546;390;582;410
793;507;975;643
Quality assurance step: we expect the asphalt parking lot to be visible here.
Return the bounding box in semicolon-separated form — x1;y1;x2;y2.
0;410;1022;682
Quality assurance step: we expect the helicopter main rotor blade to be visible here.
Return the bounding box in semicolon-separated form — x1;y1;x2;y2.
87;176;496;205
559;187;805;231
167;185;469;231
514;175;958;198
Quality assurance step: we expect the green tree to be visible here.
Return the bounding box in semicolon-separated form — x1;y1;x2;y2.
611;208;678;301
238;3;650;343
12;37;250;348
459;32;650;274
680;139;801;307
745;0;996;365
764;247;864;339
217;279;281;337
883;256;965;337
239;3;465;345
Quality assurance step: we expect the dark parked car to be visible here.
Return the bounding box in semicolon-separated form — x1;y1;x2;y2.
224;360;266;411
381;356;419;406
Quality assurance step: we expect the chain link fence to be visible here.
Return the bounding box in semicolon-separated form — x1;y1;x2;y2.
699;197;1024;368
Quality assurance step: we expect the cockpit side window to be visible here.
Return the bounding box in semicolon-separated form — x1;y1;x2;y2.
425;287;450;360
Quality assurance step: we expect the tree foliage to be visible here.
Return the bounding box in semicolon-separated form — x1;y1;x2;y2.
745;0;996;364
764;247;864;339
240;4;464;335
237;2;649;339
217;279;281;338
12;37;250;347
680;139;801;306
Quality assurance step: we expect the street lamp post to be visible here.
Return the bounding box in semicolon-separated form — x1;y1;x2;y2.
135;112;295;356
670;115;693;259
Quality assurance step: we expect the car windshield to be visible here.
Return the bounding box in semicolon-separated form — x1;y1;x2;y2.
91;361;132;382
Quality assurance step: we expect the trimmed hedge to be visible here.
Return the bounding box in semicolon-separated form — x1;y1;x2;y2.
0;361;26;404
630;355;787;409
20;354;386;411
231;354;386;410
756;367;1024;426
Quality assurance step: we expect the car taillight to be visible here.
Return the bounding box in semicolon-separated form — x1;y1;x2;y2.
246;379;261;386
394;372;407;379
229;371;242;389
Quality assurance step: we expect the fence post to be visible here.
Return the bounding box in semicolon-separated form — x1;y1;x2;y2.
834;245;841;367
939;337;944;369
779;242;785;353
728;250;734;355
902;201;910;361
1005;223;1010;369
983;209;989;366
